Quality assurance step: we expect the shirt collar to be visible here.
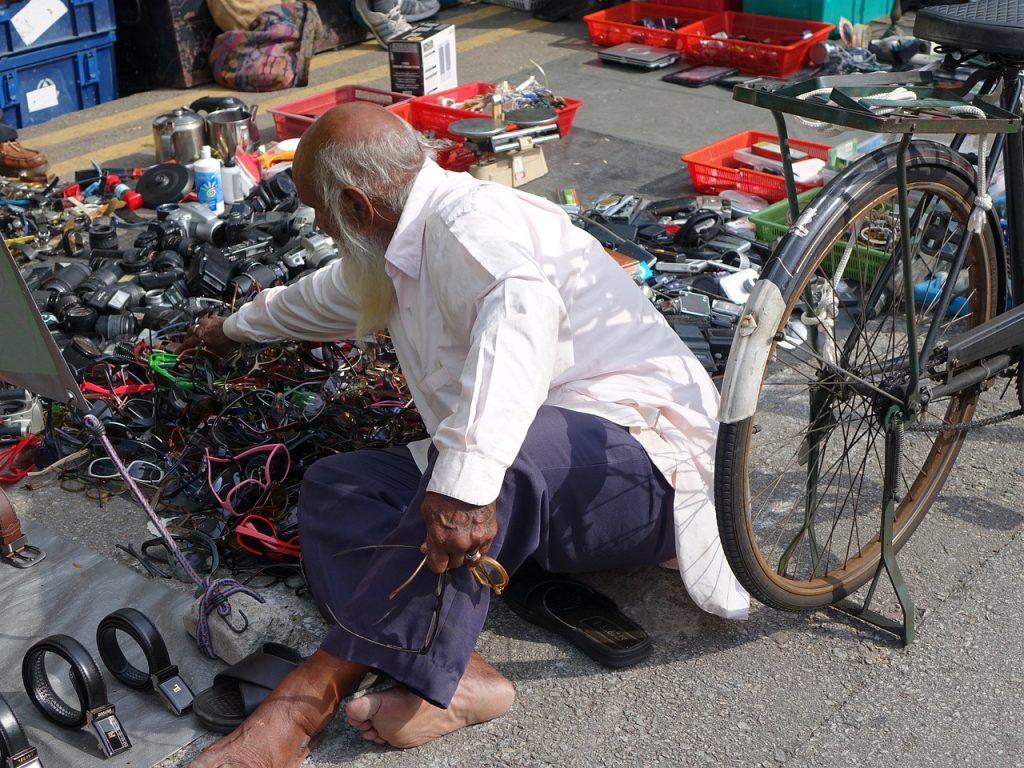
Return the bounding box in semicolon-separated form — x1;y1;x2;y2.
385;159;447;278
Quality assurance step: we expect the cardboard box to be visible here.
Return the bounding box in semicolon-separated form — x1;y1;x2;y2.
468;148;548;188
388;23;457;96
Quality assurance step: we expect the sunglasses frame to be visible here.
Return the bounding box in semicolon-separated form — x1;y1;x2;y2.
205;443;291;517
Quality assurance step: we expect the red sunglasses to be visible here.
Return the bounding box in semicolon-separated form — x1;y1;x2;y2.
233;514;301;561
205;443;291;517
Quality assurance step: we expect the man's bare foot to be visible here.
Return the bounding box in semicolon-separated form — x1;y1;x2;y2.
190;651;368;768
189;699;315;768
344;652;515;748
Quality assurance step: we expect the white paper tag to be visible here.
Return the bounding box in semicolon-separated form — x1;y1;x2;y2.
26;79;59;112
11;0;68;47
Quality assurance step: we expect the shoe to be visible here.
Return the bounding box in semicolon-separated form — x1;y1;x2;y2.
502;560;652;669
0;140;48;176
192;642;305;733
352;0;413;48
400;0;440;22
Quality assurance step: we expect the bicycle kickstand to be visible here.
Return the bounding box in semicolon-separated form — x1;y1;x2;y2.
833;408;916;646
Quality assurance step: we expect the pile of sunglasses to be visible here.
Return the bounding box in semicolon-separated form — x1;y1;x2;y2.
15;334;426;588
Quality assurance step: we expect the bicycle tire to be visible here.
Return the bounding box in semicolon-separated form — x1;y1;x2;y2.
716;140;1001;612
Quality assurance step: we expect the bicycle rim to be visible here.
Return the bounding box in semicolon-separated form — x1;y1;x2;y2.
717;163;998;611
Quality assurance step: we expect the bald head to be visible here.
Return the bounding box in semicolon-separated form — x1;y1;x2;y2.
294;102;416;191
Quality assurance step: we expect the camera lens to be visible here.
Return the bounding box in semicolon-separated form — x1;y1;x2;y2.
153;250;185;272
63;304;98;333
79;264;125;296
228;262;288;297
94;313;138;340
31;289;58;312
41;262;92;294
119;248;150;274
133;230;160;251
88;223;118;251
52;292;81;318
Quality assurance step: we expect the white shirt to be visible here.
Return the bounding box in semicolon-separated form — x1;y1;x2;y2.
224;159;748;619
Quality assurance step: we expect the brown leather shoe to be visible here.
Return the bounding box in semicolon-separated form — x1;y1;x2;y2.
0;141;48;176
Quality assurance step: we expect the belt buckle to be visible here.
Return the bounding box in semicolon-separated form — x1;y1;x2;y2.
86;705;131;758
1;536;45;568
154;671;194;716
6;747;43;768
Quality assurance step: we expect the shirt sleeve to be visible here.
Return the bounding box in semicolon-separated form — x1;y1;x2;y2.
423;193;573;505
222;260;363;343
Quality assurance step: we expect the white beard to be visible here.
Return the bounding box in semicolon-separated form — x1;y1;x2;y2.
337;228;396;336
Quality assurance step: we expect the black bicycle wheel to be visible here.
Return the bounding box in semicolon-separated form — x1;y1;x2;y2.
716;141;1000;611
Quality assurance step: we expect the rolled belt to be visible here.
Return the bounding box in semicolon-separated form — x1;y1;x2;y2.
96;608;194;716
0;693;42;767
21;635;131;759
0;489;44;568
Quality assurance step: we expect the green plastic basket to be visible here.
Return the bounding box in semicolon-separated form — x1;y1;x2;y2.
749;188;889;284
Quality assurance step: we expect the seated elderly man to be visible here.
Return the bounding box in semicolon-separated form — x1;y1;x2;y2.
188;102;748;767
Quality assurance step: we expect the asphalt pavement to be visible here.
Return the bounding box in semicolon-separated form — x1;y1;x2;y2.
8;3;1024;766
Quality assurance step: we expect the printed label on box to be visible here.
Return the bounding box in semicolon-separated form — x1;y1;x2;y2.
11;0;68;47
26;79;59;112
513;155;526;183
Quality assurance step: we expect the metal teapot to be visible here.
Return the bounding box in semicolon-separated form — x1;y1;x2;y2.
190;96;259;162
152;107;206;165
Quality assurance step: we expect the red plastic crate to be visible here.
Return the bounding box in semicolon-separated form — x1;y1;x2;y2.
583;3;714;49
681;130;832;201
269;85;414;140
410;82;584;143
677;12;833;76
399;108;477;172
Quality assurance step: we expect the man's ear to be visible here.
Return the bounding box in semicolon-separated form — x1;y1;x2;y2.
341;186;373;231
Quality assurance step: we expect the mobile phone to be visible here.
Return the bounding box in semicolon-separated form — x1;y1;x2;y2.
661;64;739;88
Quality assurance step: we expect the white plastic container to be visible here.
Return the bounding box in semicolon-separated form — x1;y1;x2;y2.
193;145;223;214
221;164;240;205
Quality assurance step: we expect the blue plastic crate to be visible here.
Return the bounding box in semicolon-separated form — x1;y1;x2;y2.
0;0;115;55
0;30;117;128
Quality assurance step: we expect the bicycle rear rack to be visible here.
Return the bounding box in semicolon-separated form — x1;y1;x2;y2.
732;70;1021;646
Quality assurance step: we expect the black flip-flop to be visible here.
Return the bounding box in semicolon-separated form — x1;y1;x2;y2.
192;642;305;733
502;564;651;668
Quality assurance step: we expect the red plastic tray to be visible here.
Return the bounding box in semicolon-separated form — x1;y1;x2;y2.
269;85;414;140
409;82;584;143
677;12;833;77
583;3;714;49
399;109;476;173
681;129;832;201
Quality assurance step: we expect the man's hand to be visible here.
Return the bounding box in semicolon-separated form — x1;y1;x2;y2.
420;492;498;573
177;315;240;358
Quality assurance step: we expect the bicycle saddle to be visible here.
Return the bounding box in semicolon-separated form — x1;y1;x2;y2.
914;0;1024;60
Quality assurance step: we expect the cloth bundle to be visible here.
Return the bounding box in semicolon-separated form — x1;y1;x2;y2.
209;1;322;92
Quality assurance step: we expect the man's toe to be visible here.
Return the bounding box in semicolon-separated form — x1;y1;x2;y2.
345;693;381;724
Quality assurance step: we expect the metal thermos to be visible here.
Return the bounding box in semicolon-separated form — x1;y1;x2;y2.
152;107;206;164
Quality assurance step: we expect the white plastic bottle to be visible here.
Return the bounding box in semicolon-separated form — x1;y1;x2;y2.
193;145;224;214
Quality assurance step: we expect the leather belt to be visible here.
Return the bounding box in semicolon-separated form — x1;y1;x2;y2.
0;489;43;568
21;635;131;759
0;693;42;768
96;608;194;716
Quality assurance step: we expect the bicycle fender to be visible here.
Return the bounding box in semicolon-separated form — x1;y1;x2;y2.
718;279;787;424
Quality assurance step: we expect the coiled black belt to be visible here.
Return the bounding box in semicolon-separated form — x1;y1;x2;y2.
96;608;194;716
0;693;42;767
21;634;131;758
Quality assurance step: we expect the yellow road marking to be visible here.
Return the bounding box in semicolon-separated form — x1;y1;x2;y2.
33;4;512;152
48;15;548;178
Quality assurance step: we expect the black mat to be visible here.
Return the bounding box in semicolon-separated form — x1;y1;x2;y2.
0;522;221;766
